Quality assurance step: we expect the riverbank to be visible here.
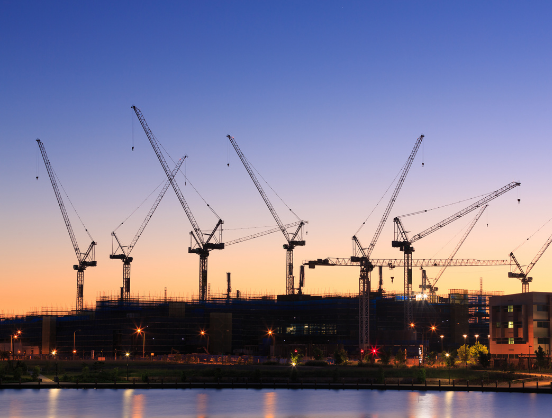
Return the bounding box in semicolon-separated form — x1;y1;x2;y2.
1;379;552;394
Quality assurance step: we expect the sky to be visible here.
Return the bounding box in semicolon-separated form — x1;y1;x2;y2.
1;1;551;314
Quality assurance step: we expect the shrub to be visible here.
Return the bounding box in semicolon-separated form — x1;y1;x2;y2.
312;347;324;361
180;371;187;382
13;367;22;381
417;368;426;384
334;349;348;365
141;372;149;383
31;366;41;381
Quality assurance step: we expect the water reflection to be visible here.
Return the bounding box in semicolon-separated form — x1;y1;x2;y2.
264;391;276;418
0;389;550;418
47;388;60;418
196;392;208;418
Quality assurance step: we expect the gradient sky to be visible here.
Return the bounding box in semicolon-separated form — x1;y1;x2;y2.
1;1;551;314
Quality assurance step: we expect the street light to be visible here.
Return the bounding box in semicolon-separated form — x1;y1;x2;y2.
11;334;19;360
52;350;58;381
475;334;479;344
445;353;451;384
136;328;146;359
440;335;444;352
125;352;130;380
73;329;81;360
267;329;276;358
200;330;210;354
528;345;532;370
462;335;468;368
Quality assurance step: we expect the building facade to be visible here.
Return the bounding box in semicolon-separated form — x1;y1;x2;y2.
489;292;551;366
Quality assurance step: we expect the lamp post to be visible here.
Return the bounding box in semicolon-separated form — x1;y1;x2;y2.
462;334;468;368
445;353;451;384
125;352;130;380
52;350;58;381
10;334;18;360
475;334;479;344
136;328;146;359
200;331;210;354
440;335;444;353
268;330;276;358
73;329;81;360
528;345;532;370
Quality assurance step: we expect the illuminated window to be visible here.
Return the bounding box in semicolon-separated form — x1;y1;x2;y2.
508;321;514;328
508;305;513;313
508;338;514;344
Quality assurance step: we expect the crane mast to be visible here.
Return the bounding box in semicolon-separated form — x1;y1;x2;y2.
393;181;520;328
351;134;423;350
227;135;306;295
111;157;185;300
36;139;96;311
132;106;224;301
509;230;552;292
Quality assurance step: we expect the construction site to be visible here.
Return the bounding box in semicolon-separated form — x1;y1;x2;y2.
2;109;550;362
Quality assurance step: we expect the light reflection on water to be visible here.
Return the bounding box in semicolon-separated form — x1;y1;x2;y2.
0;389;550;418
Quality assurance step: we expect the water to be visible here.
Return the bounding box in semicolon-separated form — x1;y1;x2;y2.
0;389;549;418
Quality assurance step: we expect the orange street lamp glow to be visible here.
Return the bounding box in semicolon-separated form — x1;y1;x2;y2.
410;323;415;328
125;352;130;357
52;350;57;356
431;326;436;331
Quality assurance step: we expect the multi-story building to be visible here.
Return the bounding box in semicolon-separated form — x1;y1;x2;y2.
489;292;551;367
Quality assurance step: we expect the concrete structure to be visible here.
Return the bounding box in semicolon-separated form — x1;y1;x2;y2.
489;292;551;367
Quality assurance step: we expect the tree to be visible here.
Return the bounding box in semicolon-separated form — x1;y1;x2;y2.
469;342;488;363
478;351;490;368
333;349;348;365
379;348;392;366
394;349;406;367
535;346;549;371
457;344;470;366
444;350;456;368
312;347;324;361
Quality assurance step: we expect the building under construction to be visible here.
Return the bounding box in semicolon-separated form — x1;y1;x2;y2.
0;288;501;360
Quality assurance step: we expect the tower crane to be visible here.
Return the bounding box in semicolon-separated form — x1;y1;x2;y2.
110;157;185;300
392;181;520;328
422;205;488;296
132;106;224;301
352;134;423;350
36;139;97;311
509;231;552;293
226;135;306;295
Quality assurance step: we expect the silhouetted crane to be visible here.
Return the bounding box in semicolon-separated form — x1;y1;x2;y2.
509;231;552;292
111;157;185;300
393;181;520;328
227;135;306;295
352;135;423;349
36;139;96;311
132;106;224;301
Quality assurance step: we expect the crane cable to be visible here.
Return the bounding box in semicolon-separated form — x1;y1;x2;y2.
246;156;302;222
510;216;552;253
397;191;495;218
354;159;406;236
152;132;222;220
112;178;167;232
52;168;94;242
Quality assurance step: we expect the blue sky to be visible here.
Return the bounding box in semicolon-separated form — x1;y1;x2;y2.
1;1;551;312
